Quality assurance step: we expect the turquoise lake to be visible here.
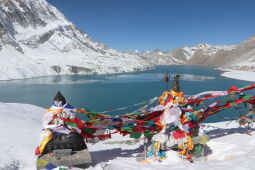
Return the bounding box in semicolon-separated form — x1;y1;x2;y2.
0;65;253;122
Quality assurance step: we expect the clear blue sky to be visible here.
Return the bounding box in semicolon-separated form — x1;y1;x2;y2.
47;0;255;51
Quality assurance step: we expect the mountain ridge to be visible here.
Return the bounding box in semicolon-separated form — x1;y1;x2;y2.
126;43;237;66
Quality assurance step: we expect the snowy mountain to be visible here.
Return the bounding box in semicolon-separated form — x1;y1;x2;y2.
186;44;237;66
127;43;236;66
1;102;255;170
220;34;255;71
0;0;150;80
133;33;255;73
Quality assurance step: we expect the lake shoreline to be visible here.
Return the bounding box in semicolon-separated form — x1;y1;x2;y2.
221;70;255;82
3;64;255;83
0;66;155;82
0;65;217;82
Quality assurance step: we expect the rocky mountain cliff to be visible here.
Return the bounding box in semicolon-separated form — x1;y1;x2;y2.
0;0;150;80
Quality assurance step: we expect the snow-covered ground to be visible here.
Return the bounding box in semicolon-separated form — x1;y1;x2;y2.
0;103;44;170
222;71;255;82
1;103;255;170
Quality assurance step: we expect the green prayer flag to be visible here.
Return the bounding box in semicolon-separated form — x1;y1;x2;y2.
193;144;202;157
144;132;154;138
130;131;142;139
84;128;95;134
65;122;77;127
121;127;133;132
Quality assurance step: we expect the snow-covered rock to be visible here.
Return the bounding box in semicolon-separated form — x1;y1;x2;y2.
0;0;151;80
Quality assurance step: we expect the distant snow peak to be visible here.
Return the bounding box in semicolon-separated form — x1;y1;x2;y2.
134;43;236;66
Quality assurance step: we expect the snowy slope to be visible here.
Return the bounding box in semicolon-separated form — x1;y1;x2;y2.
1;102;255;170
0;0;150;80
